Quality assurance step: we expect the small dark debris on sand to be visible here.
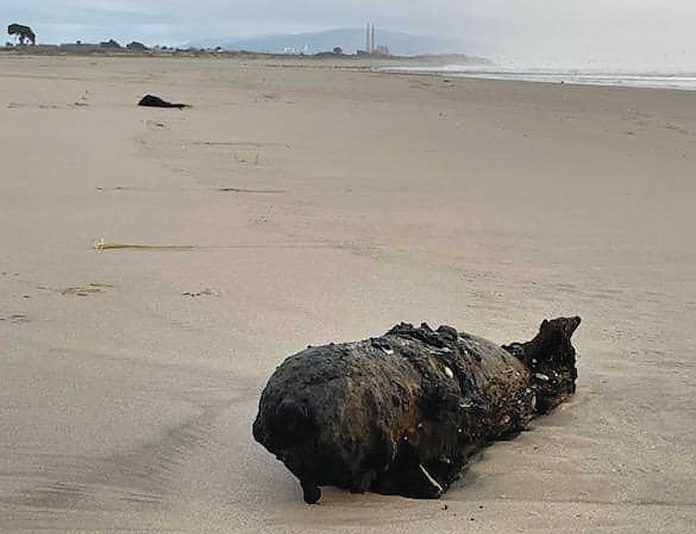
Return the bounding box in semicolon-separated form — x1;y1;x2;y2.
182;289;218;298
138;94;189;109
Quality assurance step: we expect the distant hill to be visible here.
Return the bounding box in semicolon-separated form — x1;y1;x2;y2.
188;28;470;56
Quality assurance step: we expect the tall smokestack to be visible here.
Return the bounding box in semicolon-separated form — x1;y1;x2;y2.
366;22;370;53
371;24;375;54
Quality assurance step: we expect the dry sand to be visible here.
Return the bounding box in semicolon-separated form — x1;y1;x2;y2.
1;55;695;533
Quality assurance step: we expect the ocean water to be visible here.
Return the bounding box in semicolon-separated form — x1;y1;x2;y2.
385;65;696;91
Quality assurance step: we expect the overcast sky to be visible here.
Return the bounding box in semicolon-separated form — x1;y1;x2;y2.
4;1;696;68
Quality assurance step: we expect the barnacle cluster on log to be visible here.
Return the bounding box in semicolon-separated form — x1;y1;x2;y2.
253;316;581;504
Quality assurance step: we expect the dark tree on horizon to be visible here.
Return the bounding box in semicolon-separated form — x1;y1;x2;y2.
7;23;36;46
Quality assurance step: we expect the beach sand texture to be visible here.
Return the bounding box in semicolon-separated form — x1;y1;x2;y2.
1;56;695;533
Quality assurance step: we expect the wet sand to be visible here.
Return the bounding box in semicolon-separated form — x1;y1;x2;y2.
1;55;695;533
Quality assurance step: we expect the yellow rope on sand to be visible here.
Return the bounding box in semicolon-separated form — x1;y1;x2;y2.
93;238;196;251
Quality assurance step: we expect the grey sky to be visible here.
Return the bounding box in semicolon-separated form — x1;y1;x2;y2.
4;1;696;68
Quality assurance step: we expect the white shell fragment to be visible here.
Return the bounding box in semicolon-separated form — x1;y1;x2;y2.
534;373;550;382
419;464;444;494
444;366;454;379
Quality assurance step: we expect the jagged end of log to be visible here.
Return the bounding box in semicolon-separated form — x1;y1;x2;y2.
503;316;581;413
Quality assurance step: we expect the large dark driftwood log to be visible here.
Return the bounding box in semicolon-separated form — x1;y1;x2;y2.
253;316;581;504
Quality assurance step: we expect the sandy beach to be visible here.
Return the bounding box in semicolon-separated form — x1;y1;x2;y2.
1;55;695;533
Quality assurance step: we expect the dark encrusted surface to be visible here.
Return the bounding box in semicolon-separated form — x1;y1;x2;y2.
253;316;581;503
